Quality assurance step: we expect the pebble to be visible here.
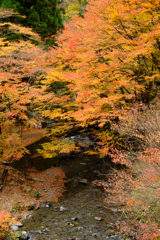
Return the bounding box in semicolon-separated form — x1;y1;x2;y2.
17;222;23;227
86;230;93;234
45;170;53;175
32;228;49;234
34;230;43;234
111;208;118;212
60;206;68;211
106;235;121;239
43;201;52;206
9;222;23;231
95;217;103;221
68;223;74;227
54;223;61;227
22;213;32;220
22;231;29;240
10;224;18;231
2;160;10;165
71;217;78;221
76;226;84;231
79;179;88;184
32;177;43;182
92;232;99;237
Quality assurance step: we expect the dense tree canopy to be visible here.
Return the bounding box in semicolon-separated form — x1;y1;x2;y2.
1;0;160;159
0;0;64;44
35;0;160;157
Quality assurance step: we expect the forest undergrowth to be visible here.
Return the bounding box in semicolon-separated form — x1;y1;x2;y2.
95;102;160;239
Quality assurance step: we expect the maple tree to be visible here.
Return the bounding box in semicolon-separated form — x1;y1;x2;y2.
41;0;160;153
0;16;55;161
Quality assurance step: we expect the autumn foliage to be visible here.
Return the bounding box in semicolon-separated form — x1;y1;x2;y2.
38;0;160;238
0;15;54;161
1;0;160;239
101;102;160;239
35;0;159;154
28;167;66;202
0;210;18;239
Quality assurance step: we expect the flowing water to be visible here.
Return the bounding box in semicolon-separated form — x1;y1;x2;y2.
20;154;124;240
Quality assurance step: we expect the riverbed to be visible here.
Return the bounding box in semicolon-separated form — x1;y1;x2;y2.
20;154;125;240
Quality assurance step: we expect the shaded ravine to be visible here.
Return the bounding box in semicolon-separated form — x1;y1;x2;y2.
20;154;125;240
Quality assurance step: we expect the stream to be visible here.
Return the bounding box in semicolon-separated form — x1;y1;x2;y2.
20;154;126;240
